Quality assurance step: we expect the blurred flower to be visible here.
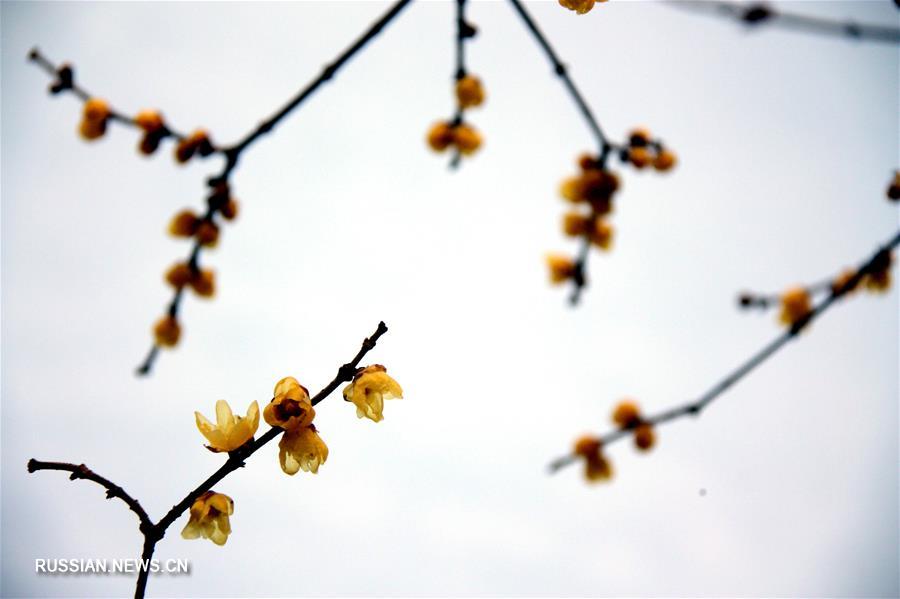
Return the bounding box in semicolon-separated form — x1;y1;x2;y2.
195;399;260;453
589;219;614;250
264;376;315;431
830;268;858;296
558;0;600;15
175;129;213;164
135;109;166;155
562;212;590;237
572;436;613;482
628;147;651;169
343;364;403;423
169;210;200;238
778;286;812;327
546;254;576;284
153;315;181;347
633;423;656;451
887;171;900;202
612;400;641;428
79;98;110;140
653;149;677;172
862;250;893;293
455;75;486;108
195;221;220;247
181;491;233;546
426;121;482;156
165;263;216;298
278;424;329;474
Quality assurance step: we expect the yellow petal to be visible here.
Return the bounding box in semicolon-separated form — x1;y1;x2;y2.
215;400;235;430
273;376;301;396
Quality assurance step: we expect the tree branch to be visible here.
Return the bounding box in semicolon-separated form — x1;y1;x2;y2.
26;459;154;533
664;1;900;45
550;229;900;472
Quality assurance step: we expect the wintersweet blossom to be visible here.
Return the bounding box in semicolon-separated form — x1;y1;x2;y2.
181;491;234;546
343;365;403;423
195;400;260;452
278;424;329;474
264;377;315;432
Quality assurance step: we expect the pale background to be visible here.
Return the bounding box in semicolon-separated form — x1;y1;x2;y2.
1;1;898;597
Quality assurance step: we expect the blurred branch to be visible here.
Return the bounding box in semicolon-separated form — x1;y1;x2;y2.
550;229;900;472
507;0;611;154
664;1;900;44
29;321;389;599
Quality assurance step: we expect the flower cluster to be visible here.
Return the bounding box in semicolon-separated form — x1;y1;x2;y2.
426;74;486;159
151;183;239;350
558;0;607;15
772;250;894;329
265;377;329;475
571;399;657;484
181;491;234;546
620;128;677;172
611;399;657;451
547;130;675;297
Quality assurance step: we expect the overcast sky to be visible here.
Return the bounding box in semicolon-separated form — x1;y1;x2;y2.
2;1;898;597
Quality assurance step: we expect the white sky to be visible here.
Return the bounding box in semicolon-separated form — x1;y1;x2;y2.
1;1;898;597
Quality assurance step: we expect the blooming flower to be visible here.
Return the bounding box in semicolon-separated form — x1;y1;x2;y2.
455;75;486;108
181;491;234;546
778;286;812;327
195;399;260;453
278;424;329;474
343;365;403;423
153;315;181;347
264;376;315;431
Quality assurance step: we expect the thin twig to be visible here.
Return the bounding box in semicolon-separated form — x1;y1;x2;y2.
26;459;154;533
664;1;900;44
506;0;609;153
550;229;900;472
30;321;389;599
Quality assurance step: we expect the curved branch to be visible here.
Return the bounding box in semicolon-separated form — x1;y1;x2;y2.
27;459;154;532
550;229;900;472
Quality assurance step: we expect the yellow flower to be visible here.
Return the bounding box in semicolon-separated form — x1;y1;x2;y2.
455;75;486;108
546;254;576;284
653;149;677;172
343;364;403;423
427;122;454;152
559;0;598;15
264;376;315;431
153;315;181;347
195;399;260;453
135;110;166;155
778;286;812;327
562;212;590;237
862;250;893;293
79;98;111;141
175;129;213;164
589;219;614;250
611;399;641;428
278;424;329;474
169;210;200;237
181;491;234;546
453;124;482;155
628;147;651;169
572;435;613;482
633;423;656;452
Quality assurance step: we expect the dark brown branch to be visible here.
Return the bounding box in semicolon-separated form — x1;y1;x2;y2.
506;0;610;153
214;0;414;182
31;322;389;598
27;48;200;144
550;229;900;473
665;1;900;44
26;459;154;533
